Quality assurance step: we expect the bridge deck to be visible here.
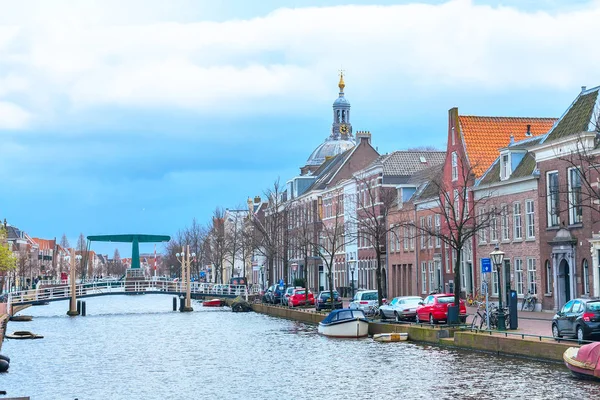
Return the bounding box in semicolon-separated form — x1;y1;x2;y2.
7;281;250;309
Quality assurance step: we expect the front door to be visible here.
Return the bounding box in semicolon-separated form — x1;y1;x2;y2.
559;259;571;307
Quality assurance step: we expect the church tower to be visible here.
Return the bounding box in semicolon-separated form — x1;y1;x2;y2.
332;71;352;140
301;72;356;175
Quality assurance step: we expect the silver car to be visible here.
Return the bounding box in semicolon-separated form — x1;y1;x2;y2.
379;296;422;321
349;290;379;311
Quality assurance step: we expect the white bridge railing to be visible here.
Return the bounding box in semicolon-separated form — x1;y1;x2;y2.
7;280;249;313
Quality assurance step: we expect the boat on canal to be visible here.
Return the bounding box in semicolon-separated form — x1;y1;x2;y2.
317;308;369;338
202;299;223;307
5;331;44;340
563;342;600;381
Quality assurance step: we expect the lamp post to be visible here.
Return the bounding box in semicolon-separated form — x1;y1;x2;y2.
348;256;357;299
291;263;298;284
67;250;81;316
490;245;506;331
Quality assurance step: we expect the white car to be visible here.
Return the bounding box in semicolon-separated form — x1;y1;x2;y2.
349;290;379;311
379;296;422;321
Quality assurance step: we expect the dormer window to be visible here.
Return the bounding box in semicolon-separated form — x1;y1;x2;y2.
500;153;511;180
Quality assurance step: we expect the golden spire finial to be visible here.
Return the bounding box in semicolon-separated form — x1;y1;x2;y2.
338;69;345;92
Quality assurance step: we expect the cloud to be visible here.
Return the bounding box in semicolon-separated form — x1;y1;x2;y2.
0;0;599;125
0;101;31;129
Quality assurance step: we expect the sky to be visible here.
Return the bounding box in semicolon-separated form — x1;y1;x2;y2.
1;0;599;256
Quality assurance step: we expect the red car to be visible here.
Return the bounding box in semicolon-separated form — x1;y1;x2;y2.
288;288;315;307
416;293;467;324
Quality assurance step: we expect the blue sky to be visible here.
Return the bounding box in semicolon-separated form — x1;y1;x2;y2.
1;0;599;256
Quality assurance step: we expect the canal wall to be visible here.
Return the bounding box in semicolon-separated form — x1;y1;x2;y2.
249;303;575;363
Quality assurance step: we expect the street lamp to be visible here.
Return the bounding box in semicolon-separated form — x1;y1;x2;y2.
348;256;357;299
291;263;298;284
490;245;506;331
176;247;196;312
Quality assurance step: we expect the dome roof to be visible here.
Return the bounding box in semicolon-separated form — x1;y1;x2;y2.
333;96;350;107
306;138;355;166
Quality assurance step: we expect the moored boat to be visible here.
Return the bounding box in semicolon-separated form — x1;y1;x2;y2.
563;342;600;381
317;309;369;338
373;332;408;342
5;331;44;340
202;299;223;307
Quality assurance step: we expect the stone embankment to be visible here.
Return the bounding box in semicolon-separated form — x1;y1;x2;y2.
250;303;575;363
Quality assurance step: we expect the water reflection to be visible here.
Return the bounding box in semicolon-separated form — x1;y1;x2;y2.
2;295;600;400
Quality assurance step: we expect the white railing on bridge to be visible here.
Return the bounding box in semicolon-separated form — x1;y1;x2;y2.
7;280;249;313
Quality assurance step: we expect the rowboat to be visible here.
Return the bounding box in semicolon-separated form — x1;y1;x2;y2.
318;309;369;338
202;299;223;307
563;342;600;381
373;332;408;342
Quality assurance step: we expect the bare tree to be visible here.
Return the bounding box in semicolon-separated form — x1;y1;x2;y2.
310;190;349;307
250;179;288;287
163;238;182;279
349;176;399;306
402;160;498;315
289;200;317;304
208;207;227;283
76;233;88;279
182;218;208;280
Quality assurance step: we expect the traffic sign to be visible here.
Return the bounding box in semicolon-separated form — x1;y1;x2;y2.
481;258;492;274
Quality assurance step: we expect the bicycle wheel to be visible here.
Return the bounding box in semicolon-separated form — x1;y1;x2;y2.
470;314;479;330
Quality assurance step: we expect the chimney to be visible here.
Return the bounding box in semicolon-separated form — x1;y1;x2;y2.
582;86;587;93
253;196;261;204
509;134;514;145
526;124;531;137
356;130;372;145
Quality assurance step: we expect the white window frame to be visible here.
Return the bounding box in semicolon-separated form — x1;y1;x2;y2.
420;217;426;249
428;261;435;293
501;204;509;241
492;268;499;296
490;206;498;242
403;226;409;251
525;200;535;239
500;153;510;180
568;167;583;225
545;260;552;295
435;214;441;248
427;216;433;248
421;262;427;294
527;258;537;295
451;152;458;181
547;171;559;227
478;208;487;244
515;258;523;296
513;202;522;240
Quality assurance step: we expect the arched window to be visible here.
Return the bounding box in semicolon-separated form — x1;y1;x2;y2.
583;259;590;295
545;260;552;294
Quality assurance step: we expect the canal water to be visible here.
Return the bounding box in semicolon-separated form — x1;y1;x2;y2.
3;295;600;400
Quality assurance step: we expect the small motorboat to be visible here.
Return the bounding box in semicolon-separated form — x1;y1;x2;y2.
9;315;33;322
5;331;44;340
563;342;600;381
318;308;369;338
202;299;223;307
373;332;408;342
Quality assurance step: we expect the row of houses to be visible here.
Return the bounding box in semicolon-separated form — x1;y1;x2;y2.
1;224;137;288
243;74;600;312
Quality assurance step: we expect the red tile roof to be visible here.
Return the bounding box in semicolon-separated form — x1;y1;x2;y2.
458;116;557;177
32;238;56;251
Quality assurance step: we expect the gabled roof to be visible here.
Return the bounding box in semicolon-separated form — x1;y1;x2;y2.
459;115;557;177
32;238;55;251
370;150;445;178
542;86;600;143
478;136;542;186
305;148;354;192
411;164;444;202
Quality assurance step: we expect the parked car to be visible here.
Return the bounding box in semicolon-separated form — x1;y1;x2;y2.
263;284;284;304
262;285;275;303
552;298;600;341
349;290;379;311
288;288;315;307
315;290;343;311
281;286;296;305
416;294;467;324
379;296;422;321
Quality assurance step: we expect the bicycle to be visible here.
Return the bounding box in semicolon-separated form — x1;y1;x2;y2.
470;301;489;330
365;304;379;318
521;291;537;311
